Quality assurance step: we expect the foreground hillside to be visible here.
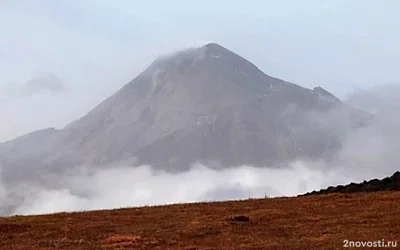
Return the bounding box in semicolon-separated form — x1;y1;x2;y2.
1;192;399;250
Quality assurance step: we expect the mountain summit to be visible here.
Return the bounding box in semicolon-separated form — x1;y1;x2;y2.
0;43;369;174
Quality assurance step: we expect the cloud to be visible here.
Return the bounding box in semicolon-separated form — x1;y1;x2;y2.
0;73;74;142
336;84;400;177
1;72;67;99
0;98;19;143
19;72;67;97
0;161;353;216
346;83;400;115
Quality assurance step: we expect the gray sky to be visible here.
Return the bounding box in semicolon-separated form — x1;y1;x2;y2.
1;0;400;142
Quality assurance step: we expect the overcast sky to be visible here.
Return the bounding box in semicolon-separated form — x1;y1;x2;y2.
1;0;399;142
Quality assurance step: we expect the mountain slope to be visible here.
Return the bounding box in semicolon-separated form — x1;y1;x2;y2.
1;43;370;172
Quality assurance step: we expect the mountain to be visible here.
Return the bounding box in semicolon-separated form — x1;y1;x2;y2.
0;43;371;174
303;171;400;195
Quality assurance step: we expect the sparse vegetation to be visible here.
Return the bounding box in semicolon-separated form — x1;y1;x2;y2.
0;191;399;249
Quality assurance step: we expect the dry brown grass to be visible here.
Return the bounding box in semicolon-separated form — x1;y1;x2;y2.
0;192;399;249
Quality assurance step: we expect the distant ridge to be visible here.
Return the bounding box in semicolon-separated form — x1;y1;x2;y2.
303;171;400;196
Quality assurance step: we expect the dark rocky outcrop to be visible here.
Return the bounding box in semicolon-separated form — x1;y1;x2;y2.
303;171;400;196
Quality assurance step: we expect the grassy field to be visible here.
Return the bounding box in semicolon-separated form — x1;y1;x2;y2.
0;192;399;249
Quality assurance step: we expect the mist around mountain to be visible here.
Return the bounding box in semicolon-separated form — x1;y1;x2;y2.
1;72;67;99
0;43;398;216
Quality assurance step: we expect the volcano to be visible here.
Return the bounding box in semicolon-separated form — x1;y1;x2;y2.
0;43;370;174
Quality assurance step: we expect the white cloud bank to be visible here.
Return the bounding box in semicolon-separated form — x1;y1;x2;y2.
0;161;356;216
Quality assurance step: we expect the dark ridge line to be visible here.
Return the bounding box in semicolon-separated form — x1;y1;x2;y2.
302;171;400;196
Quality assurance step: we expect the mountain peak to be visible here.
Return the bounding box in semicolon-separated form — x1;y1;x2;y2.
313;86;341;102
203;42;227;52
147;46;204;72
203;42;222;48
201;42;235;60
145;42;261;81
151;42;227;63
